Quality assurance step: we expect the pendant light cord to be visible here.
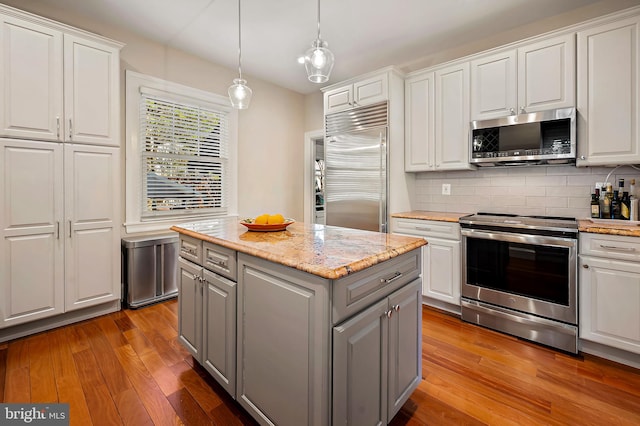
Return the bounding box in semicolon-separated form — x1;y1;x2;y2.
316;0;321;41
237;0;243;79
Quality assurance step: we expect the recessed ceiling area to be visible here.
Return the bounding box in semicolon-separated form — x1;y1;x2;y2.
12;0;638;94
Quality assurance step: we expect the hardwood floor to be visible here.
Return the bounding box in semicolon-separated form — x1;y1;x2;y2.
2;300;640;425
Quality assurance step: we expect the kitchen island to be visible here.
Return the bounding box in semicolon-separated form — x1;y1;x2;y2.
171;219;426;426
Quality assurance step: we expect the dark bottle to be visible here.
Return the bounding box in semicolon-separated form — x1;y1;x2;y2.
591;192;601;219
621;191;630;220
611;190;621;219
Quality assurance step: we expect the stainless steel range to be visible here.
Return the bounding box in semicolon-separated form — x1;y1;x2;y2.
459;212;578;353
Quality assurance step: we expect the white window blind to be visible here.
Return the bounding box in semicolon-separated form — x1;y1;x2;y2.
140;94;229;218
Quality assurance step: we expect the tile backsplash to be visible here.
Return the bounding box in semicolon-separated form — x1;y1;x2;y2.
413;164;640;219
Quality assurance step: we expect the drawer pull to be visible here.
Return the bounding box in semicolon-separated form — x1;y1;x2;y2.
599;245;636;252
415;226;431;231
380;271;402;285
206;251;228;268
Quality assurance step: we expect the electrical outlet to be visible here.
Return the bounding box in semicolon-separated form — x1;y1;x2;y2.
442;183;451;195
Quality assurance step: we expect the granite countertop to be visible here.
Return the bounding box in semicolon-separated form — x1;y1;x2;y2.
171;219;426;280
391;211;470;222
577;219;640;238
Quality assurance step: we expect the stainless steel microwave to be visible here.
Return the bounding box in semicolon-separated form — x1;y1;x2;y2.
470;107;576;166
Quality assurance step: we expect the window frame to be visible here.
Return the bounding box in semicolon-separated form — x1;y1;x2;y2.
125;70;238;234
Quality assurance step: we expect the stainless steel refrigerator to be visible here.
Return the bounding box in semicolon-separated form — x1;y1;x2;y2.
324;102;388;232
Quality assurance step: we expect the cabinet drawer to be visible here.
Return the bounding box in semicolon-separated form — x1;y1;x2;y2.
203;242;237;281
580;233;640;262
332;250;421;325
391;217;460;240
179;235;203;265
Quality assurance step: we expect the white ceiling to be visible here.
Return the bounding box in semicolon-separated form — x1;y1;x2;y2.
31;0;610;94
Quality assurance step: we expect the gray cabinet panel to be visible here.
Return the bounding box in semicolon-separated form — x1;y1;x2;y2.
237;253;330;426
178;257;202;360
333;298;388;426
333;278;422;426
387;279;422;418
202;268;236;396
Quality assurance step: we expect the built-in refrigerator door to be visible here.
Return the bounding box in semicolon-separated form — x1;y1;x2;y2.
325;127;388;232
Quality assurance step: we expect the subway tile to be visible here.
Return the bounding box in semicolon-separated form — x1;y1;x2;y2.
490;176;526;187
525;175;567;186
508;186;545;196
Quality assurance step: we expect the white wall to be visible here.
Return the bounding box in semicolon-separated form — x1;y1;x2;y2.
2;0;309;231
414;165;640;219
399;0;640;73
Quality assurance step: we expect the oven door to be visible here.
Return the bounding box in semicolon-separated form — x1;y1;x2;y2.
461;228;577;325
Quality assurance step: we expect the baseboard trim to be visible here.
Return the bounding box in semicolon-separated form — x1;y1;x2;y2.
580;339;640;370
0;301;121;343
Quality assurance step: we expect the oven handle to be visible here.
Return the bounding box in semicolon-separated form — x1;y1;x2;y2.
461;228;577;248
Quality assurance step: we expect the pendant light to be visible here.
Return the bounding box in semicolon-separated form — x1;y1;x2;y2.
304;0;334;83
228;0;252;109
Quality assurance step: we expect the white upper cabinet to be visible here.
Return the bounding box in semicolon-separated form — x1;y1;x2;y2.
63;35;120;146
577;15;640;166
404;71;434;171
0;16;63;141
518;35;575;114
471;34;575;120
324;73;388;114
404;62;473;172
0;7;121;146
470;49;517;120
434;62;472;170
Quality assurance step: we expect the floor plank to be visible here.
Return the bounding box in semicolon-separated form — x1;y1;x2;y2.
2;300;640;425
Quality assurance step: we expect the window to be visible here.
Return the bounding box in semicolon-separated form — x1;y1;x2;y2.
126;71;238;233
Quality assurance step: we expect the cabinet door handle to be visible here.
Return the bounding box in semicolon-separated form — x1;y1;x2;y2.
582;264;589;269
56;221;60;239
56;117;60;140
520;107;526;114
69;119;73;140
599;245;636;252
380;271;402;285
509;108;516;115
394;304;400;312
68;220;72;238
384;309;393;319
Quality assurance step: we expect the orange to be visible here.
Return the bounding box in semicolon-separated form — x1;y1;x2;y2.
267;213;285;224
254;214;269;225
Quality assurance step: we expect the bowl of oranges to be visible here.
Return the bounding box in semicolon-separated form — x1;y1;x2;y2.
240;213;294;232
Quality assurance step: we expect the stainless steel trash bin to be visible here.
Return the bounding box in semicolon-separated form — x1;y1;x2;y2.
121;233;179;309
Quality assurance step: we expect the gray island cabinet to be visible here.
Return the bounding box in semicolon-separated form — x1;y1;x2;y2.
171;220;426;426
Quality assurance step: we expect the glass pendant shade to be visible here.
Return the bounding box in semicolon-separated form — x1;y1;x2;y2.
305;39;334;83
305;0;334;83
228;78;252;109
228;0;251;109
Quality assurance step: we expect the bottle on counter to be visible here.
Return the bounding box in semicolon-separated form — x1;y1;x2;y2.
591;191;601;219
603;183;613;218
630;179;638;221
621;191;630;220
611;189;621;219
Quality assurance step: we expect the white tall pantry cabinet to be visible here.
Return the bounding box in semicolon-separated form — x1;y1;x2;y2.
0;5;122;336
